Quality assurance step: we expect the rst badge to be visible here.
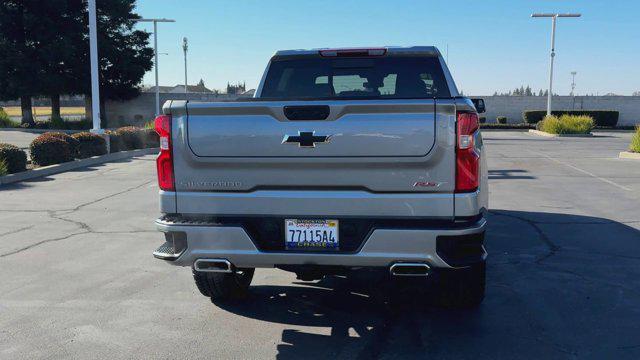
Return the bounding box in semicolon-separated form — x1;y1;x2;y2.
413;181;443;188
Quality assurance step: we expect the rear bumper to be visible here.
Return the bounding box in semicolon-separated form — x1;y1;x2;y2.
154;215;486;269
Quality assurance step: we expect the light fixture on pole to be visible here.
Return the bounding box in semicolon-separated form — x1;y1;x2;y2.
531;13;581;116
183;37;188;94
134;18;175;117
88;0;101;132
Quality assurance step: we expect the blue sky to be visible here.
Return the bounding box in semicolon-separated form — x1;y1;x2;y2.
135;0;639;95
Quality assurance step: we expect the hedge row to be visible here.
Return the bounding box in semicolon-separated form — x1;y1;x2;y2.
19;118;92;130
107;126;158;152
28;127;158;166
523;110;618;127
0;143;27;174
29;131;107;166
1;125;160;172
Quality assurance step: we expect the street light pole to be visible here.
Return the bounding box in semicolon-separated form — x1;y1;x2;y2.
183;37;188;94
571;71;577;109
88;0;101;132
531;13;581;116
134;18;175;117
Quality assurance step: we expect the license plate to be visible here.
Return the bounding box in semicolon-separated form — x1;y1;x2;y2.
285;219;339;250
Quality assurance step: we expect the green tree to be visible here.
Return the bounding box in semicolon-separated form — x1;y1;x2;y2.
0;0;152;126
74;0;153;125
40;0;86;120
0;1;55;124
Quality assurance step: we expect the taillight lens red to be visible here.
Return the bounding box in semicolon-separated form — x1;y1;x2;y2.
154;115;174;191
455;112;480;193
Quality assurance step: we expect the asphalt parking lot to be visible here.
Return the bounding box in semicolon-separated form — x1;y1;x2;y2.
1;131;639;359
0;130;39;151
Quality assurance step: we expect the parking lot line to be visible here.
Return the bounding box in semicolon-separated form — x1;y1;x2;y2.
529;149;632;192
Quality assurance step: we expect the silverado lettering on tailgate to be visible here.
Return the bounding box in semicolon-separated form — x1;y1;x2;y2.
180;180;243;190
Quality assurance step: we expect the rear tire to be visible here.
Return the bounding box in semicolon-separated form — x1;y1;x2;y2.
435;262;485;308
192;268;255;301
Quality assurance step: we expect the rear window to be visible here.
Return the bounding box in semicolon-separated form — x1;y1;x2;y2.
261;56;450;99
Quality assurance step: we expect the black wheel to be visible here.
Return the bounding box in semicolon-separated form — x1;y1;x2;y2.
434;262;485;308
192;268;255;300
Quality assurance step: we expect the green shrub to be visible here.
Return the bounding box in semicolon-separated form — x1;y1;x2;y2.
630;126;640;153
0;143;27;173
41;132;80;156
0;117;12;128
523;110;618;127
105;130;128;153
496;116;507;124
114;126;144;150
106;131;123;153
30;134;74;166
539;115;595;134
479;117;486;124
141;128;159;148
0;159;7;176
0;108;15;128
71;132;107;158
143;120;155;129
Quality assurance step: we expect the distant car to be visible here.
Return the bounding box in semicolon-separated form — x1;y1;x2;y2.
152;46;488;307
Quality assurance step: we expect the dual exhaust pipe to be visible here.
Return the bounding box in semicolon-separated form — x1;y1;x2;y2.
194;258;431;277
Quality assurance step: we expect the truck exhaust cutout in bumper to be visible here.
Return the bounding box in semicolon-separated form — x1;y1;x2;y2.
389;263;431;277
194;259;233;273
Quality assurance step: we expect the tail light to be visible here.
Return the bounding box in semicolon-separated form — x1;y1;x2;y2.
155;114;174;191
455;112;480;193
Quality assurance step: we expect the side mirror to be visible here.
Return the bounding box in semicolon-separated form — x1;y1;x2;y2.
471;98;486;113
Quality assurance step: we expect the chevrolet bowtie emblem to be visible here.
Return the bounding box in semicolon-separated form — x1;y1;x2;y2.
282;131;330;148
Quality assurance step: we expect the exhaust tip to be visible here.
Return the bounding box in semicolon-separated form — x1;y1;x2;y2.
389;262;431;277
194;259;233;273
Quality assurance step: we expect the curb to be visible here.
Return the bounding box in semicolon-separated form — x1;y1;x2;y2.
619;151;640;160
480;128;532;132
528;129;593;138
0;147;158;186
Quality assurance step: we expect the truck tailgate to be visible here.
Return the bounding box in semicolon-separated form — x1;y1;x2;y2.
187;101;436;157
169;99;456;197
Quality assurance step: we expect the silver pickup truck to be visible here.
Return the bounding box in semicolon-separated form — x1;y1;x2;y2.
153;46;488;307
